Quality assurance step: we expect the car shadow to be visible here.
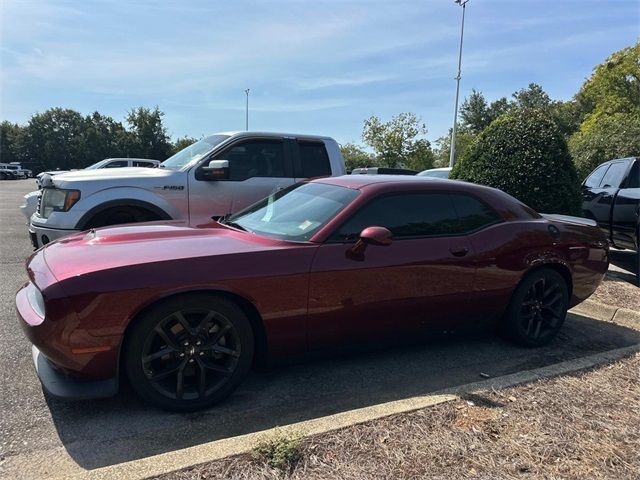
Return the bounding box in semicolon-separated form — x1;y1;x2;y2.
609;248;639;285
45;312;640;470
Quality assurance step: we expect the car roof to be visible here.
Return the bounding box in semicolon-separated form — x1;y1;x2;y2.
314;174;469;189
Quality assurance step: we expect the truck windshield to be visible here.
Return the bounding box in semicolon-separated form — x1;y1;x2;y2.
224;182;359;241
160;135;230;170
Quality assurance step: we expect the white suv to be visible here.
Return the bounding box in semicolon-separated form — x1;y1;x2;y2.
27;132;346;248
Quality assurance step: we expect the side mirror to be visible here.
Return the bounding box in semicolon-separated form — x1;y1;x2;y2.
347;226;392;261
201;160;229;180
360;226;393;246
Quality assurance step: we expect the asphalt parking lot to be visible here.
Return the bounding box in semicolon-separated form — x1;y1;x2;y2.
1;179;639;479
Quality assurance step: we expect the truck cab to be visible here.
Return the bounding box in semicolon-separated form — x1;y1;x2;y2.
28;132;346;248
582;157;639;251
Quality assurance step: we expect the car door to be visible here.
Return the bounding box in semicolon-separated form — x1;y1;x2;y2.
307;191;476;351
187;137;296;226
582;163;610;226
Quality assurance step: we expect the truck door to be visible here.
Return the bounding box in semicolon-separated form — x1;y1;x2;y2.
187;137;295;226
611;160;640;250
583;161;627;236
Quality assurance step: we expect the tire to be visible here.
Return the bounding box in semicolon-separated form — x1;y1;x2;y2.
501;268;569;347
124;294;255;411
85;207;159;229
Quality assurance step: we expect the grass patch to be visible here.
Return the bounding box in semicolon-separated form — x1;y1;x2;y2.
252;431;302;472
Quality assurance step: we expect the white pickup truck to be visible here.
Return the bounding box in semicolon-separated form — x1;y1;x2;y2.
27;131;346;248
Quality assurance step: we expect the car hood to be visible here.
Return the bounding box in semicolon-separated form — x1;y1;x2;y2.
40;223;291;281
50;167;174;187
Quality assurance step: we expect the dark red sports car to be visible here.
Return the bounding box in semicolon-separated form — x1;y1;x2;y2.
16;176;609;410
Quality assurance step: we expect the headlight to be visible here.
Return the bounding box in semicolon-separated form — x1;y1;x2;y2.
26;282;46;318
40;188;81;218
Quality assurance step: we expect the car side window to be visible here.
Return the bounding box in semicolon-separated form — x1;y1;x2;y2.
103;160;128;168
450;193;502;231
600;162;628;188
298;141;331;178
584;164;610;188
215;140;285;181
330;193;459;241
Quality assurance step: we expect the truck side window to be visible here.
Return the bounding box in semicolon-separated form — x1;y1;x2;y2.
600;162;628;188
217;140;285;181
625;161;639;188
298;141;331;178
104;160;128;168
584;164;609;188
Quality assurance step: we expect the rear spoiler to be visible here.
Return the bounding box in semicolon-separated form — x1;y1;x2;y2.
541;213;597;227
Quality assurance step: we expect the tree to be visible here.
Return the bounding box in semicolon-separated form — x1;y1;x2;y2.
361;113;434;169
460;90;510;134
569;111;640;178
511;83;552;110
569;42;640;177
340;142;378;171
433;128;476;167
451;109;581;215
125;106;172;160
171;136;199;155
22;108;88;171
0;121;25;165
83;112;130;163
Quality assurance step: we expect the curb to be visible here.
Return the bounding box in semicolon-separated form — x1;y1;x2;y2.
78;344;640;480
570;298;640;327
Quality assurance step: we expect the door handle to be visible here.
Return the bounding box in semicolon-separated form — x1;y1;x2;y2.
449;246;469;257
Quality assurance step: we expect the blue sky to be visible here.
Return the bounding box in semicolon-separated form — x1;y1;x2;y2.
0;0;638;146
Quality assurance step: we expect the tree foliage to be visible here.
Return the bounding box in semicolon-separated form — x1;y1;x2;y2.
451;109;581;215
569;42;640;177
362;113;434;170
432;128;476;167
340;142;378;171
125;106;172;160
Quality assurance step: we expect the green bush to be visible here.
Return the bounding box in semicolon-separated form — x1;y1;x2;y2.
450;109;581;215
252;432;302;471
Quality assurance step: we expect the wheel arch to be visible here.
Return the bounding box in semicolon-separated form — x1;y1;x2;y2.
522;261;573;299
118;289;269;379
77;199;172;230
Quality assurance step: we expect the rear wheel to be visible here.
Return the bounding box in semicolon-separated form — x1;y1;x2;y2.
502;268;569;347
124;294;254;411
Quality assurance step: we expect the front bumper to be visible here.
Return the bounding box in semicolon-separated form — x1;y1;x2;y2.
29;223;79;249
31;346;118;400
16;283;119;400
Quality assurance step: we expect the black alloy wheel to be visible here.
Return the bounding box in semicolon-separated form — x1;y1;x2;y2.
125;294;254;411
502;268;569;347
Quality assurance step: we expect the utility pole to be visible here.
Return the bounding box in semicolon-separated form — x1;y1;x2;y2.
449;0;469;168
244;88;250;131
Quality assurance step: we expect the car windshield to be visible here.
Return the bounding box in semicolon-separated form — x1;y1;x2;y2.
85;159;109;169
224;182;359;241
418;170;449;178
160;135;230;170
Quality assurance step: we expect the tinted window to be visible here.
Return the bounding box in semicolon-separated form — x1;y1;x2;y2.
625;161;639;188
600;162;628;188
217;140;285;180
331;193;459;241
103;160;128;168
451;194;501;231
584;164;609;188
298;142;331;178
133;160;156;168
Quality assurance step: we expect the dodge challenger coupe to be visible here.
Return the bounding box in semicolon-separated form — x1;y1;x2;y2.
16;176;609;411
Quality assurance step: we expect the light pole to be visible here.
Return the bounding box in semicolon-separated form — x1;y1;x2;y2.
244;89;250;131
449;0;469;168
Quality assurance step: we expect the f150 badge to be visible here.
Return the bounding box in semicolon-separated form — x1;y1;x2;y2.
155;185;185;190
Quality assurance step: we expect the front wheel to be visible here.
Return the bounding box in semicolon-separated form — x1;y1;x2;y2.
124;294;254;411
502;268;569;347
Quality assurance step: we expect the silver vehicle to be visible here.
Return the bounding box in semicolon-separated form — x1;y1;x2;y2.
27;132;346;248
418;167;452;179
35;158;160;187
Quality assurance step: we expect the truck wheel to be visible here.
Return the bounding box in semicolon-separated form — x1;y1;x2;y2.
85;207;160;229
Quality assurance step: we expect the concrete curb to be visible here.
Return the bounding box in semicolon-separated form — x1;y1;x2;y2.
570;298;640;327
74;344;640;480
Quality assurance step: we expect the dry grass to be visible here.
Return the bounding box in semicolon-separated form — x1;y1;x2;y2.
156;354;640;480
591;273;640;311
